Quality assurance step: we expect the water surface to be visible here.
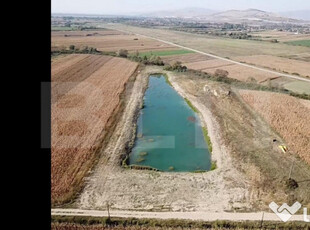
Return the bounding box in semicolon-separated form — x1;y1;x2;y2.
130;76;211;172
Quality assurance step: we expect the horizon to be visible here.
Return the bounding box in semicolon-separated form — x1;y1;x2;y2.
51;0;310;15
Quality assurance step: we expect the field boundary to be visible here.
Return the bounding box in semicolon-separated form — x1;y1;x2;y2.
109;25;310;83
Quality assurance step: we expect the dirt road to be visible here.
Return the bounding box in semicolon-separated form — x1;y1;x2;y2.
51;208;307;222
108;25;310;83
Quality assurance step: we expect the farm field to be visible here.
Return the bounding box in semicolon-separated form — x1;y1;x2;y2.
283;81;310;94
233;55;310;78
249;30;310;42
51;54;138;205
202;63;279;82
104;24;310;60
239;90;310;165
138;49;194;57
285;40;310;47
160;53;214;64
51;29;177;52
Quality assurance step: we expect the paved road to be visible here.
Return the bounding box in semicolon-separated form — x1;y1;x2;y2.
51;208;308;222
110;26;310;83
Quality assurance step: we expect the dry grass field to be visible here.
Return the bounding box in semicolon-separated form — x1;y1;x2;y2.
233;55;310;77
239;90;310;165
51;54;138;205
202;64;279;82
249;30;310;42
52;29;176;52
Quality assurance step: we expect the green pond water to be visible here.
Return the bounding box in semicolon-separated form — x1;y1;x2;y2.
129;75;211;172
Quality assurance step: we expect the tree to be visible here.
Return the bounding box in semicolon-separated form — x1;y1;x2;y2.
118;49;128;58
214;69;229;78
69;45;75;51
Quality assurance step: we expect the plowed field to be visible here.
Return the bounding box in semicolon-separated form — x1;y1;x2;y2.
51;54;138;205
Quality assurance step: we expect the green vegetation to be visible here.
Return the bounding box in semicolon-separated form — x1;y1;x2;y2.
164;61;187;72
51;45;116;57
52;215;310;229
202;126;213;154
210;161;217;171
289;92;310;100
139;49;194;57
129;51;164;66
168;166;175;171
285;40;310;47
51;26;76;31
136;157;146;163
139;152;148;156
184;98;199;113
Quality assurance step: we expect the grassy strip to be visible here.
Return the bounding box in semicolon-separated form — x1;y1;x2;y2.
284;40;310;48
202;126;213;154
139;49;194;57
184;98;199;113
210;161;217;171
51;215;309;229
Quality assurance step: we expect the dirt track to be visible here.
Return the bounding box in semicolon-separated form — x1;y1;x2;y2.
51;208;307;222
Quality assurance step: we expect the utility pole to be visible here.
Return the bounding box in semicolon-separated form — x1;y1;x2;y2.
289;159;295;179
107;202;110;220
260;212;264;230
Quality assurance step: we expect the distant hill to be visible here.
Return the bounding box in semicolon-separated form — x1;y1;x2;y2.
142;8;306;24
140;8;216;18
204;9;303;24
279;10;310;21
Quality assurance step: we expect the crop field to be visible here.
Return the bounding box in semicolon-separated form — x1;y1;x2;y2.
138;49;194;57
283;81;310;94
51;30;176;52
161;53;213;64
51;54;138;205
184;59;233;71
104;24;310;59
233;55;310;77
239;90;310;165
285;40;310;47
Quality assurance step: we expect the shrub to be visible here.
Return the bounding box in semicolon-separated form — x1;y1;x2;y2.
214;69;229;78
118;49;128;58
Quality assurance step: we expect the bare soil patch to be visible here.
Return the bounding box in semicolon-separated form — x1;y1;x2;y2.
233;55;310;78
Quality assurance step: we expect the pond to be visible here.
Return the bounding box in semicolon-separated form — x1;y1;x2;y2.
129;75;211;172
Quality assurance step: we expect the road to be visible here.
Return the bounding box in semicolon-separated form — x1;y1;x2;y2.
109;25;310;83
51;208;308;222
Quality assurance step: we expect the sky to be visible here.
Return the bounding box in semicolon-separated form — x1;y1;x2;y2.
52;0;310;15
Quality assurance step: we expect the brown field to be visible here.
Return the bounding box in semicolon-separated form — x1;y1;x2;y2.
249;30;310;42
184;59;233;71
202;64;278;82
52;30;176;52
239;90;310;165
52;54;113;104
51;54;138;205
161;53;214;64
233;55;310;77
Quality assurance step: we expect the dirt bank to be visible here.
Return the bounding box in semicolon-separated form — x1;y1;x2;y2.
76;66;250;212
